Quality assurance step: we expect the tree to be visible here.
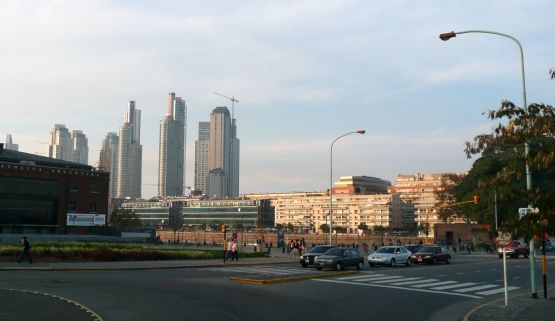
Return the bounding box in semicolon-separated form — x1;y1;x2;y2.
109;208;143;227
550;69;555;79
357;222;369;234
275;223;284;230
461;101;555;236
286;222;295;232
319;224;330;233
434;174;466;222
333;226;347;233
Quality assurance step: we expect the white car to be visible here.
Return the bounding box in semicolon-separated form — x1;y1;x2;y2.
368;246;412;267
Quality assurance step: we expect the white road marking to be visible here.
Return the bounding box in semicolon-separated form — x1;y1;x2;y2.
337;274;385;281
475;286;520;296
390;279;439;286
431;282;479;290
369;276;407;283
456;272;465;275
513;276;521;280
350;275;392;282
454;284;498;293
312;279;481;299
411;281;458;288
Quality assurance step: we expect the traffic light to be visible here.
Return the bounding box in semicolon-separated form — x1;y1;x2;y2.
473;195;479;204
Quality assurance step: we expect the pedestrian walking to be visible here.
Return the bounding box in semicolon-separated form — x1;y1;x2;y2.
226;238;233;261
17;236;32;264
231;239;239;261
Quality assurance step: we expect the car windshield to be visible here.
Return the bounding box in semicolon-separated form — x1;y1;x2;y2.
376;247;395;253
417;246;438;253
309;246;332;254
324;248;343;256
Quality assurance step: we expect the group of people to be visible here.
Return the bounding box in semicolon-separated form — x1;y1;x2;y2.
226;238;239;261
287;239;306;256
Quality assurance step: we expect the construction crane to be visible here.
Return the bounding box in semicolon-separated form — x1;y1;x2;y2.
213;92;239;119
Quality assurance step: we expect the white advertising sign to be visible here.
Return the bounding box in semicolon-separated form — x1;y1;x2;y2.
66;213;106;227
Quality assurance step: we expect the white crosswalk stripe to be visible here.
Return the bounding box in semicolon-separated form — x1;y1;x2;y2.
325;274;520;298
411;281;458;288
454;284;499;293
431;282;478;290
389;279;437;286
337;274;385;281
475;286;520;296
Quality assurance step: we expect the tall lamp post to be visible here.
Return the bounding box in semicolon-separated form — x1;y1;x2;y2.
329;130;366;245
439;30;537;298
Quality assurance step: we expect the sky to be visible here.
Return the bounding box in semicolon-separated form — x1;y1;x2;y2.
1;0;554;198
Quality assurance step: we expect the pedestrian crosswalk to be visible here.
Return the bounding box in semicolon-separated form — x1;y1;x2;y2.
313;273;521;299
198;266;321;276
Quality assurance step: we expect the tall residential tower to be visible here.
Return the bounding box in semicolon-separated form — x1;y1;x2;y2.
116;101;142;199
99;132;119;197
206;106;240;198
158;92;187;197
194;121;210;195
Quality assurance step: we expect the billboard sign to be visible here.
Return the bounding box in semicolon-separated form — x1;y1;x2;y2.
66;213;106;227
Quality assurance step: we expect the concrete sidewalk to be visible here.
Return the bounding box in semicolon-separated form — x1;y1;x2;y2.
467;295;555;321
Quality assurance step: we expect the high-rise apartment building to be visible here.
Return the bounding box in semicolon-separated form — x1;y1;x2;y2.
116;101;142;199
158;93;187;197
388;172;466;237
4;134;19;151
71;130;88;165
99;132;119;197
206;106;239;198
194;121;210;195
48;124;72;161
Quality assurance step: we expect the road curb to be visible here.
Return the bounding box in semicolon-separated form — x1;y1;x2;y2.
5;288;104;321
229;270;358;285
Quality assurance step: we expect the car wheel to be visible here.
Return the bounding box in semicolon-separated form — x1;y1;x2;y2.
445;257;450;264
369;262;375;267
316;267;322;271
524;253;529;259
301;264;308;268
498;254;503;259
413;260;419;265
405;258;411;266
357;262;363;270
390;259;396;267
335;263;342;271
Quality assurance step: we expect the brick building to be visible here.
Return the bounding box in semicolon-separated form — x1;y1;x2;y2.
0;144;109;234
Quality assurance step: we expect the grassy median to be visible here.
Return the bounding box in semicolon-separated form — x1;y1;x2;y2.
0;242;268;262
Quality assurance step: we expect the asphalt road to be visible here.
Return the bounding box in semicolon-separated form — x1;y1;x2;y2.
1;255;554;321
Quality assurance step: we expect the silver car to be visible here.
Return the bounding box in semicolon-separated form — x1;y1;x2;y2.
368;246;412;267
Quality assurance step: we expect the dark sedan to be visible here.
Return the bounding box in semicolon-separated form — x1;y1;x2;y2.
314;247;364;271
411;246;451;264
299;245;336;267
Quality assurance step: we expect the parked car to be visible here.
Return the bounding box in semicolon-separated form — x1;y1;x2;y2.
299;245;336;267
404;245;423;255
411;246;451;264
497;241;529;259
314;247;364;271
368;246;412;267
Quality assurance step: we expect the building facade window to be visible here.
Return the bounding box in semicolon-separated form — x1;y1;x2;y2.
67;201;77;212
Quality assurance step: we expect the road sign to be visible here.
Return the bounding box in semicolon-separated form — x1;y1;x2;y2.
519;207;539;219
494;231;512;247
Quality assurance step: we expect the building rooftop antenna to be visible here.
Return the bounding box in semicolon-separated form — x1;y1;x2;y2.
213;92;239;119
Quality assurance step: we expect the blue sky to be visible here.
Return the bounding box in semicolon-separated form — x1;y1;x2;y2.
1;0;554;198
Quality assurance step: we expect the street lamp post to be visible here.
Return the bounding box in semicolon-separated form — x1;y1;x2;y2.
439;30;537;298
329;130;366;245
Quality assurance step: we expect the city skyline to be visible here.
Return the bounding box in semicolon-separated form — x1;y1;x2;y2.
0;1;554;198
